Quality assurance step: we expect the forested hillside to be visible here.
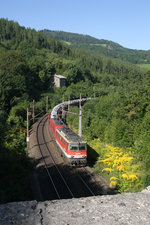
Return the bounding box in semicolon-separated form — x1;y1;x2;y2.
42;30;150;64
0;18;150;202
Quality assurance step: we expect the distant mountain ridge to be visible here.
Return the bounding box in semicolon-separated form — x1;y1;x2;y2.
42;30;150;64
42;30;123;47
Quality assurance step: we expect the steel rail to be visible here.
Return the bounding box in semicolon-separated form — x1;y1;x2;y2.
76;169;95;196
36;115;61;200
42;116;74;198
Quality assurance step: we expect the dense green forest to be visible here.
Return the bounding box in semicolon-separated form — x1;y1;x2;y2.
0;18;150;202
42;29;150;64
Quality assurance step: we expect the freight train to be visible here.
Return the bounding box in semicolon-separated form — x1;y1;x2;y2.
48;98;91;166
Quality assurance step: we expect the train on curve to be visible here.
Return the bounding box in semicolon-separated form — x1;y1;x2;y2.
48;98;91;166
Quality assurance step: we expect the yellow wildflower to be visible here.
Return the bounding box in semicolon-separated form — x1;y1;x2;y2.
128;174;138;181
102;168;113;173
113;160;120;167
110;181;117;187
99;158;112;164
122;174;128;179
117;165;125;171
110;176;118;181
115;152;123;157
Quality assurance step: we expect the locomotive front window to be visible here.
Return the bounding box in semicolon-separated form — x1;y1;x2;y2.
69;144;78;151
79;144;86;150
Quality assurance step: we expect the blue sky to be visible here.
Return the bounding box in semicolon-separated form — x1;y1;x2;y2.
1;0;150;50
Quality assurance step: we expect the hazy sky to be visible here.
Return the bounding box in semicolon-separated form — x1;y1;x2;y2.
1;0;150;50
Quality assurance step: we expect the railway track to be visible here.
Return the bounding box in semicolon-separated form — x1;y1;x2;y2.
34;114;111;201
36;114;74;200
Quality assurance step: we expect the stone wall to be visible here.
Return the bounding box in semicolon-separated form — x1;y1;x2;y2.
1;191;150;225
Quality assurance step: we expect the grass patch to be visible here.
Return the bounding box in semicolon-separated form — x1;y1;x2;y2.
138;64;150;70
90;43;107;47
63;41;71;45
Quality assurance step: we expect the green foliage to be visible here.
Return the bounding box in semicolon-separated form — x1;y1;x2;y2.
0;115;32;203
64;64;84;85
0;131;32;203
0;110;7;148
7;101;30;126
0;50;32;110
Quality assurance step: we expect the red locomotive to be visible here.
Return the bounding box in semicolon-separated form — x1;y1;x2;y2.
48;116;87;166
